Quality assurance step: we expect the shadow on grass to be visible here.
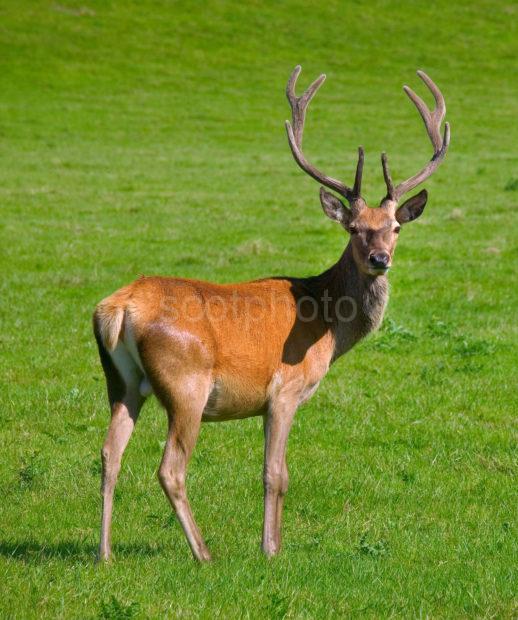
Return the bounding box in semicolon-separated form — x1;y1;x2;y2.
0;540;165;563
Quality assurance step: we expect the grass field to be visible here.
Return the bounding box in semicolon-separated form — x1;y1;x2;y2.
1;0;517;617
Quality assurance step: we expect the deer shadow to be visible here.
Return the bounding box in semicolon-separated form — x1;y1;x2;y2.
281;283;331;366
0;539;165;563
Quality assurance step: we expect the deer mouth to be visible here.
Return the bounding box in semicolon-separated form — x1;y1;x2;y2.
367;265;390;276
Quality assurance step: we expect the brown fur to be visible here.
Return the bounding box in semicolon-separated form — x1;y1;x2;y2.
94;236;393;561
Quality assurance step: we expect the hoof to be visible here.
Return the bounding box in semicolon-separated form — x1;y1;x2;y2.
196;549;212;563
96;548;112;564
261;544;280;558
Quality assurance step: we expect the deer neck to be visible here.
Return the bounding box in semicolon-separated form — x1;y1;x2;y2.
302;242;389;361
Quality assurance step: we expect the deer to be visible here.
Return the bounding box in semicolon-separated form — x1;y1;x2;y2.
93;66;449;562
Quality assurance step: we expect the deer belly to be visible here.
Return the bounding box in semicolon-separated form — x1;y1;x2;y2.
202;376;267;422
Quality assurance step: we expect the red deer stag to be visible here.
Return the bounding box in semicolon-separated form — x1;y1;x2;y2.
94;67;449;561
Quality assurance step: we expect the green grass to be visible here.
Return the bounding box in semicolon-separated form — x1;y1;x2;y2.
1;0;517;617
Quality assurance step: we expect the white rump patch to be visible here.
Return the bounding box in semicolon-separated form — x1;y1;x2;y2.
108;320;153;398
110;342;141;389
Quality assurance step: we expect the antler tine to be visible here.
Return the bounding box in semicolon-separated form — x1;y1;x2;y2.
353;146;364;197
403;70;446;152
286;65;326;146
381;152;395;200
417;70;446;118
382;70;450;205
285;65;364;204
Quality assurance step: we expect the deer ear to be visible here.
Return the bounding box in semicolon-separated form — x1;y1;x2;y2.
319;188;351;226
396;189;428;224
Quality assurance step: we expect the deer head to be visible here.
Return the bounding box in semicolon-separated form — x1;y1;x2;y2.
286;66;450;276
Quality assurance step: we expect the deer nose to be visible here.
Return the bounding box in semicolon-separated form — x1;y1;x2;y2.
369;252;390;269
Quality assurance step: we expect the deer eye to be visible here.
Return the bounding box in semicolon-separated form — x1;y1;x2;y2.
349;226;358;235
394;226;401;234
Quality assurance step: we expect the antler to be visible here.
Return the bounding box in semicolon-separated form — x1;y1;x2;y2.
285;65;364;205
381;70;450;204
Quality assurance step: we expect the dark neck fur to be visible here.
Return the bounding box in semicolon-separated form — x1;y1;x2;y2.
300;242;389;360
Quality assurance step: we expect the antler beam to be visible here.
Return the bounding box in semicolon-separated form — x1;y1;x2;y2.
285;65;364;205
382;70;450;204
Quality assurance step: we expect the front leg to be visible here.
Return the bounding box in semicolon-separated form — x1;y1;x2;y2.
262;396;297;557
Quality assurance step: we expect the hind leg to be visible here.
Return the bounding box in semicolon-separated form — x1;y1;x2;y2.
97;342;145;561
99;394;144;561
155;375;212;562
